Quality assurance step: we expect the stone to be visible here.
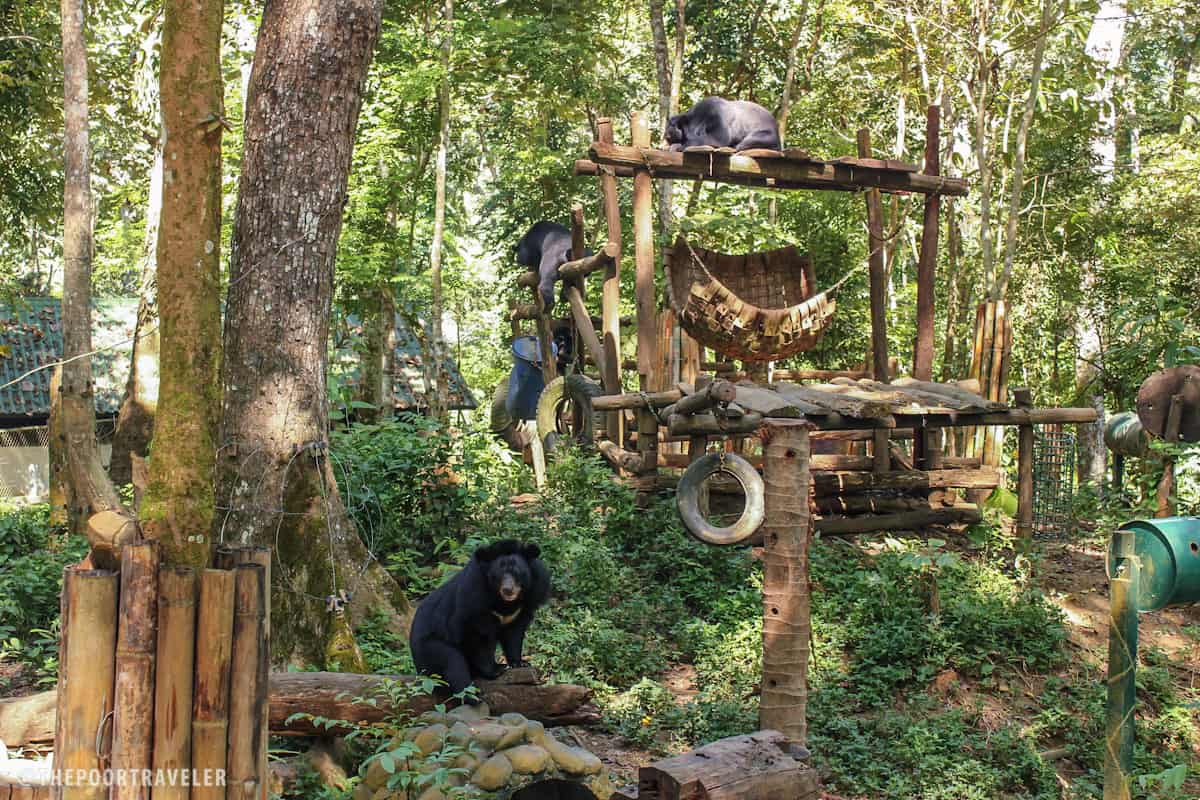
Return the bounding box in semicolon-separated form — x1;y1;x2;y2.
414;723;449;756
353;785;373;800
469;722;509;750
470;754;513;791
499;712;527;727
504;745;550;775
371;788;397;800
363;755;391;788
448;702;490;722
415;788;445;800
545;739;603;775
523;719;547;746
588;772;616;799
453;753;480;774
446;721;472;747
496;724;526;750
419;711;448;726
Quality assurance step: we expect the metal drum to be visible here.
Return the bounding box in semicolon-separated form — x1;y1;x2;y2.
1107;517;1200;611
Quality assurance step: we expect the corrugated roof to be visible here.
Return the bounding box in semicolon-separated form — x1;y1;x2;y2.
0;297;476;423
0;297;138;421
334;312;477;412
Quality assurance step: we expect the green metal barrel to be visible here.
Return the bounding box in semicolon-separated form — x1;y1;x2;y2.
1107;517;1200;612
1103;411;1150;458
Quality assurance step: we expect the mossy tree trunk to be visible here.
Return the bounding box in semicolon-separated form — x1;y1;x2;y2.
138;0;225;567
54;0;122;535
110;140;162;488
428;0;452;424
217;0;409;666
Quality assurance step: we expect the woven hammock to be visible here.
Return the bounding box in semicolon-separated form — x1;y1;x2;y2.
664;236;836;362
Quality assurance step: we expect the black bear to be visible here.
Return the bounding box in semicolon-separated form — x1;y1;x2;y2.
515;221;591;311
409;539;551;701
665;96;781;152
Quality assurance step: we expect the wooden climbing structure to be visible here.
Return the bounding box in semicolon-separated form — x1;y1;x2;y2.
506;106;1100;789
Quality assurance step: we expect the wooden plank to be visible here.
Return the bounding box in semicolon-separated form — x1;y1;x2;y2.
732;381;813;418
588;142;969;196
811;468;1003;495
891;376;1004;410
815;504;982;535
773;381;893;418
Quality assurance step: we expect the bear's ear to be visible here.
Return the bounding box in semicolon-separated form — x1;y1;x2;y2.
474;543;500;562
521;542;541;561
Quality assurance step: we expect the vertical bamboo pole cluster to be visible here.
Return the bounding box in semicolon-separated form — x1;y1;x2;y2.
53;544;270;800
965;299;1013;467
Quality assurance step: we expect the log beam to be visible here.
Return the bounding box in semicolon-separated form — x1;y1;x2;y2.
1;671;598;748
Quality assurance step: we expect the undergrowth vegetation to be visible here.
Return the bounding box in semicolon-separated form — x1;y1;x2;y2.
2;417;1196;798
324;417;1197;799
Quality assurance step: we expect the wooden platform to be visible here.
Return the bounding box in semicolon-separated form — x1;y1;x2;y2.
579;143;968;196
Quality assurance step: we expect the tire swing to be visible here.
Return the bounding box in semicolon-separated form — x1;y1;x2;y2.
664;235;837;361
677;452;765;546
535;373;604;455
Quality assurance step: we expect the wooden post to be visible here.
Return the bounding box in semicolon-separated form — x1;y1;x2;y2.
54;568;118;800
858;128;891;475
596;117;624;443
192;568;235;800
111;540;160;800
1156;393;1184;518
632;112;658;477
227;564;267;800
1014;387;1035;538
914;105;940;381
217;548;271;800
759;419;813;748
152;566;198;800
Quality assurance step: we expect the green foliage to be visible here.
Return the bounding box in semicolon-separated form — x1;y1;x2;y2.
0;504;86;642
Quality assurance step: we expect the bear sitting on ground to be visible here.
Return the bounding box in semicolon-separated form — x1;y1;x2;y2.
409;539;551;701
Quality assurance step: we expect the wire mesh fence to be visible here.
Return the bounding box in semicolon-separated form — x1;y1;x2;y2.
1034;427;1076;537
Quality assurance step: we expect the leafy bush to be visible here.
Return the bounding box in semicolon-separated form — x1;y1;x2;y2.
0;504;86;642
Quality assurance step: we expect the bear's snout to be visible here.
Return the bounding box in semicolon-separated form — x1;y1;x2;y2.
499;575;522;602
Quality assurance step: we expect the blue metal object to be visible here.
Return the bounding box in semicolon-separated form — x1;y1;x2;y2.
506;336;556;421
1106;517;1200;612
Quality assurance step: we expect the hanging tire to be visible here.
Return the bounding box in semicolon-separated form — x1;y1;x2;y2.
536;374;604;454
490;379;531;453
676;452;765;546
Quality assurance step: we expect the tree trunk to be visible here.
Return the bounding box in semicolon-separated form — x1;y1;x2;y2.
359;286;396;423
217;0;409;666
972;0;995;290
649;0;673;230
670;0;685;115
139;0;224;568
428;0;452;424
110;141;162;487
992;0;1053;301
56;0;122;535
1169;27;1199;132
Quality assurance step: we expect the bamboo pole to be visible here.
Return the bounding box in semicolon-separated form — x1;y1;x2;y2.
632;111;658;477
226;565;267;798
596;118;624;442
152;566;198;800
218;548;270;800
54;568;118;800
111;540;160;800
857;129;891;475
759;420;814;748
191;568;235;800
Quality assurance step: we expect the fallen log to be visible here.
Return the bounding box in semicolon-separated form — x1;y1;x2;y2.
0;669;597;748
811;468;1002;496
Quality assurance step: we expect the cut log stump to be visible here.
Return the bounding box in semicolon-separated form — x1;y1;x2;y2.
637;730;819;800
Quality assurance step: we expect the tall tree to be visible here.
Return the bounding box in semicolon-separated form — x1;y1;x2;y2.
217;0;407;663
138;0;225;567
54;0;122;535
649;0;673;228
427;0;453;423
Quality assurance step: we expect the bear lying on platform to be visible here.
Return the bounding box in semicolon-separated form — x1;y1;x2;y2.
409;539;551;702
